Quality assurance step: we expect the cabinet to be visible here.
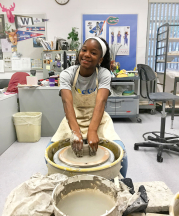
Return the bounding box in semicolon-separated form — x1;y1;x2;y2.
0;94;17;155
105;76;141;122
155;23;179;93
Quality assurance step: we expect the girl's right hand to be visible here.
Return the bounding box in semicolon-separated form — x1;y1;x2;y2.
70;130;83;153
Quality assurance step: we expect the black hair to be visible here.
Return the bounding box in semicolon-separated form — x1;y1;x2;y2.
75;37;111;71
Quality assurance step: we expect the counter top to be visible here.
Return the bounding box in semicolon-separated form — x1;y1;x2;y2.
18;86;60;90
0;93;17;101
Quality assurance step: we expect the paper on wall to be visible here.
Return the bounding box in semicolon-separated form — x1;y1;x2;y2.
109;26;130;56
0;60;4;72
85;20;106;40
46;65;50;70
3;54;12;68
12;58;31;71
31;59;42;69
21;58;31;70
1;39;12;53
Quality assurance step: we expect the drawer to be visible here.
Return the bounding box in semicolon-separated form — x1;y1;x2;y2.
115;99;138;115
105;98;115;115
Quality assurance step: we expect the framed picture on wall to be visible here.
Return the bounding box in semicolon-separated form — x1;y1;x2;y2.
0;15;6;39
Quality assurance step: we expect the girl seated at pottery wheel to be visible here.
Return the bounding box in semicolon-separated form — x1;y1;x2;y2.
47;37;128;177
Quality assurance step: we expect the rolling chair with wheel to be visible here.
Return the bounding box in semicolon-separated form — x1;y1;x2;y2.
134;64;179;162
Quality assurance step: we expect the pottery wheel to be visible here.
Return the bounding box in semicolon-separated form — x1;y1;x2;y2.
59;146;110;168
53;146;115;168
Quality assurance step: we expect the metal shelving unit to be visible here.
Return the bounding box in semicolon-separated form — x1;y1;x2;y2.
155;23;179;93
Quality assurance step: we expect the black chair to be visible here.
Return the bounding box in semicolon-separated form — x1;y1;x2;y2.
134;64;179;162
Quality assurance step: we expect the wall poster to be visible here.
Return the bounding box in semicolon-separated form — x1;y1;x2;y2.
83;14;138;70
109;26;130;55
85;20;106;39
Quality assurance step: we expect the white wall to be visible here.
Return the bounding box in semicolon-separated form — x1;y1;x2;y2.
0;0;148;79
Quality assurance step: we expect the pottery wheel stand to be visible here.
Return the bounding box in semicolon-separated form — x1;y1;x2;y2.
53;145;115;168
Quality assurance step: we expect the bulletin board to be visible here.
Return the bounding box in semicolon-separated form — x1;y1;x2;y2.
0;13;47;73
82;14;138;71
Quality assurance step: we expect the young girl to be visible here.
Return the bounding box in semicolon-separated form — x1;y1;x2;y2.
48;37;128;177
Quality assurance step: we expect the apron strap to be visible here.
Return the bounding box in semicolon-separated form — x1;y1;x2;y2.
96;67;99;89
73;66;80;87
73;66;99;89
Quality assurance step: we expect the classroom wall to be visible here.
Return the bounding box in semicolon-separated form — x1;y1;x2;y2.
0;0;148;79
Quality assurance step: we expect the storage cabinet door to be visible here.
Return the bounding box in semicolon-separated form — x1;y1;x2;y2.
105;98;116;115
115;99;138;115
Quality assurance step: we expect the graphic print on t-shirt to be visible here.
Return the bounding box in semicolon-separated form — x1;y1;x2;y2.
76;87;97;94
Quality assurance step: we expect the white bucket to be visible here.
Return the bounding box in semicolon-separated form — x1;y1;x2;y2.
169;192;179;216
52;175;119;216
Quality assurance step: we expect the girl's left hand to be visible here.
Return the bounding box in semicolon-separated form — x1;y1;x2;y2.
87;130;99;153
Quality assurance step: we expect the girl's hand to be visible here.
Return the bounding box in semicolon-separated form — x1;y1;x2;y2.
87;129;99;153
70;130;83;153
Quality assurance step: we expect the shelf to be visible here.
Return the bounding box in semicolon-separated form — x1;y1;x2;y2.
109;114;139;118
157;101;179;109
167;62;179;63
167;53;179;57
109;95;139;99
157;53;179;63
168;38;179;42
111;76;139;81
156;61;179;63
111;81;134;86
139;100;155;106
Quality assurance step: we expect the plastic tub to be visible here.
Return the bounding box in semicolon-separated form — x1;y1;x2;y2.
13;112;42;142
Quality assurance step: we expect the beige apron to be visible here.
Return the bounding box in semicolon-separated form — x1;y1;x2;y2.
51;66;120;142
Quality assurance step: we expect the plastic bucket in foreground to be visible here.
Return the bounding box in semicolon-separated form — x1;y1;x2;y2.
13;112;42;142
52;174;119;216
170;192;179;216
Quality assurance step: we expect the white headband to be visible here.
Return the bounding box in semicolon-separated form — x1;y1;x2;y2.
85;37;107;57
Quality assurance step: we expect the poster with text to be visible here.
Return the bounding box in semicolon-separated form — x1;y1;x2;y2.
109;26;130;55
85;20;106;40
